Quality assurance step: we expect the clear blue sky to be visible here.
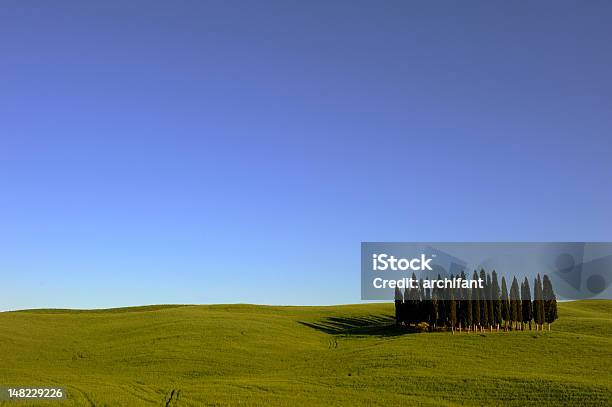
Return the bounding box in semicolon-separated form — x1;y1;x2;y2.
1;1;611;309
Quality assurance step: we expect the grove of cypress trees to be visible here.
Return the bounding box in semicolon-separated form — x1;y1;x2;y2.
392;270;558;334
543;274;558;330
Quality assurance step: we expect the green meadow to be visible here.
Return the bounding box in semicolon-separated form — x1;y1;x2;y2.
0;300;610;406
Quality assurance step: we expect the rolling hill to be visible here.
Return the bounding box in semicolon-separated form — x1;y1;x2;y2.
0;300;610;406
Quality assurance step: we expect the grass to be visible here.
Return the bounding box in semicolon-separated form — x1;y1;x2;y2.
0;300;610;406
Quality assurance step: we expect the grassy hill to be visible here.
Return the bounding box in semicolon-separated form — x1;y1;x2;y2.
0;300;610;406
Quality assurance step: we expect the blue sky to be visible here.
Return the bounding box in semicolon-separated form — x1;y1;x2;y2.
1;1;611;309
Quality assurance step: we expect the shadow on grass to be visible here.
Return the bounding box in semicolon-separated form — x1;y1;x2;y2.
299;314;416;337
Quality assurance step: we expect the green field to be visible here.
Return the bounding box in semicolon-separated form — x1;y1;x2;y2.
0;300;610;406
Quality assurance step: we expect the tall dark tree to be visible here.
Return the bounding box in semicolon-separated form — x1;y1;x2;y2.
445;274;455;328
480;269;489;330
519;280;524;330
486;272;494;330
394;286;403;324
491;271;502;331
407;273;420;325
465;277;473;332
431;282;440;329
448;281;457;333
501;276;510;331
424;286;433;326
521;277;533;330
519;281;525;330
403;287;410;326
436;274;446;326
471;271;481;331
457;271;467;332
543;274;558;330
532;277;539;330
534;274;545;330
417;278;425;323
510;277;520;330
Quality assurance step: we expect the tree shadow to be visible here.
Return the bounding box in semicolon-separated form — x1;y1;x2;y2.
298;314;416;337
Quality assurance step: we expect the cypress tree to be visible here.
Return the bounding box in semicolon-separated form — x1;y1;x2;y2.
424;286;432;326
522;277;533;330
491;271;502;331
519;281;526;330
449;282;457;333
510;277;520;330
408;272;419;325
436;274;446;327
471;270;480;331
429;287;437;329
417;278;425;323
431;283;439;329
532;277;540;330
404;275;412;325
543;274;558;330
501;276;510;331
465;276;473;332
394;286;403;325
480;269;488;331
534;274;545;330
445;274;454;328
538;275;545;328
458;271;467;332
486;272;494;331
403;287;410;326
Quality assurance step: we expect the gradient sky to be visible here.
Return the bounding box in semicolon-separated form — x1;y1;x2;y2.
1;1;611;309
